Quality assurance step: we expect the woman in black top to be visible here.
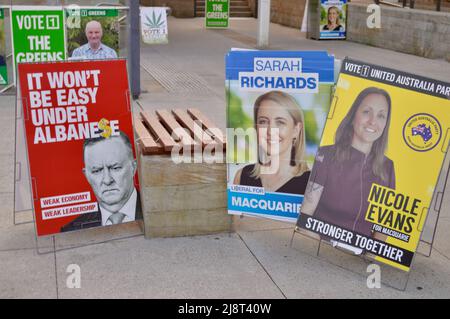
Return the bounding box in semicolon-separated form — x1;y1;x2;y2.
322;6;343;32
233;91;310;195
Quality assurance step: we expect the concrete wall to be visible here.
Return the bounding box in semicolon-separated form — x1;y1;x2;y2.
347;3;450;61
270;0;306;29
139;1;307;29
140;0;195;18
225;0;307;28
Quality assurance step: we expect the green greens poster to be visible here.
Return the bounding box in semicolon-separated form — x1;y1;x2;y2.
12;8;66;67
206;0;229;29
66;8;120;58
0;8;7;85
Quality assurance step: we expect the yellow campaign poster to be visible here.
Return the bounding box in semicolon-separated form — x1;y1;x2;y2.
296;57;450;272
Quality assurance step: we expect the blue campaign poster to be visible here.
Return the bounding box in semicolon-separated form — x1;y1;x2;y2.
226;50;335;222
320;0;347;40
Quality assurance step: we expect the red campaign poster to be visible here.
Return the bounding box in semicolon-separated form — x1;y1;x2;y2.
18;59;141;236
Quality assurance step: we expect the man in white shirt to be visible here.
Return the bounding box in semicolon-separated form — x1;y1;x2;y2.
61;131;141;232
71;20;118;60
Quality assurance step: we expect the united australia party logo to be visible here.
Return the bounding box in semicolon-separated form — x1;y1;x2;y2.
403;113;441;152
412;124;432;142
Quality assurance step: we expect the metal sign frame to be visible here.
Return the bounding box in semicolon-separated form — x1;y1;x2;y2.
13;59;143;255
289;139;450;291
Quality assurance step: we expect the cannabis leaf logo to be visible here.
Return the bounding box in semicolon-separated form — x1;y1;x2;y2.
144;11;165;28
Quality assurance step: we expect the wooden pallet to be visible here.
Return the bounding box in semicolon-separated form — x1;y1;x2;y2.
134;108;226;155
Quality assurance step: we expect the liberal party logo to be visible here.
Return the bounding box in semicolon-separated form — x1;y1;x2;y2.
403;113;441;152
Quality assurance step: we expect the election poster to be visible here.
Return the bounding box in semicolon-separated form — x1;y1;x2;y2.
11;7;66;67
296;57;450;271
206;0;229;29
18;59;141;236
0;8;7;85
66;8;119;60
320;0;347;39
140;7;168;45
226;50;335;222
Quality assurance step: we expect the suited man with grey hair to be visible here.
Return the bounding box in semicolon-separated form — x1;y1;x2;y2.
61;132;141;232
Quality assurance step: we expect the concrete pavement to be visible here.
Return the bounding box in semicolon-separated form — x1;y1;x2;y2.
1;17;450;298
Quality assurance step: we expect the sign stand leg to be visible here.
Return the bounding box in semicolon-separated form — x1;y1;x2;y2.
401;271;411;291
289;229;295;248
13;80;33;226
290;227;322;258
316;238;322;256
14;123;33;226
289;144;450;292
0;83;14;93
318;239;412;291
416;139;450;257
418;157;450;257
7;4;142;254
34;227;144;255
290;227;413;291
13;210;33;226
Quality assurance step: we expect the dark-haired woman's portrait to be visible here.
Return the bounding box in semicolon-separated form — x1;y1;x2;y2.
300;87;396;244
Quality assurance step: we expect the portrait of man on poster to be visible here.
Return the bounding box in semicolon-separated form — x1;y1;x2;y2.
71;20;118;60
61;131;141;232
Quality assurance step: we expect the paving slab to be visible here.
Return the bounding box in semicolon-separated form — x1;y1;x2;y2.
0;116;15;157
0;222;39;252
0;194;142;252
0;249;57;299
0;191;54;252
0;192;13;229
238;226;450;298
0;154;14;193
430;218;450;260
55;233;284;299
232;215;293;233
53;221;143;251
1;15;450;299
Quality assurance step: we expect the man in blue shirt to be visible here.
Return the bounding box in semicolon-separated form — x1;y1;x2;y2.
71;20;118;60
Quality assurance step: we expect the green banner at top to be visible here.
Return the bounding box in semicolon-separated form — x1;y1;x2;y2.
69;8;119;18
83;9;118;17
206;0;229;29
12;9;66;65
